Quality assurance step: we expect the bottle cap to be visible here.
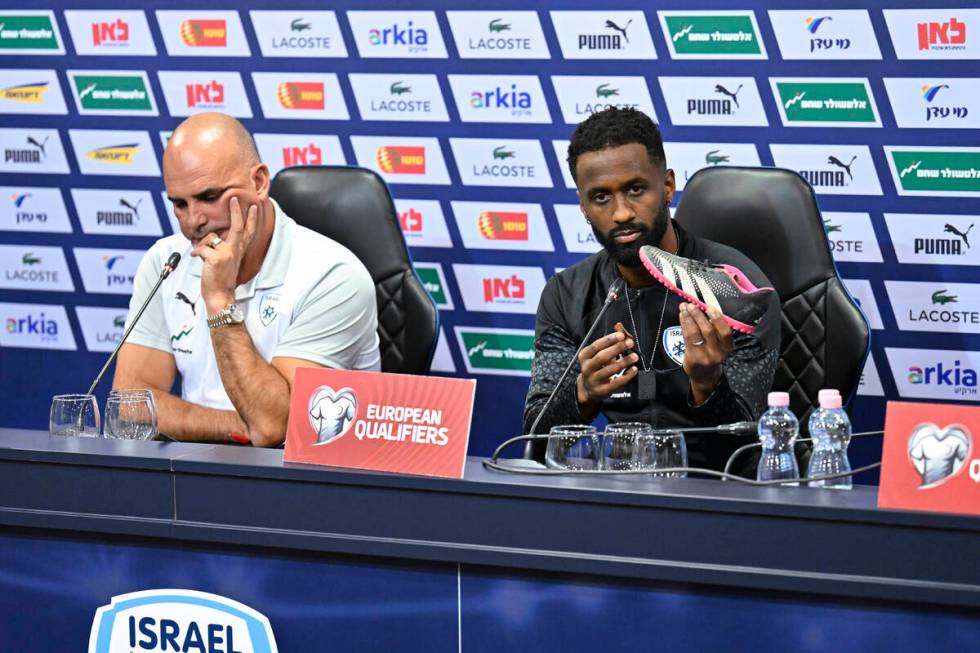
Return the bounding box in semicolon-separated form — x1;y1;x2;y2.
819;394;842;409
767;391;790;407
818;389;841;401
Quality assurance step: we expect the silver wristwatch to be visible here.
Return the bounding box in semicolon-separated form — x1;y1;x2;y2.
207;303;245;329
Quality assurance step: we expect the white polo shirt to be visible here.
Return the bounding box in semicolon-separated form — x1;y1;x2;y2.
124;199;380;410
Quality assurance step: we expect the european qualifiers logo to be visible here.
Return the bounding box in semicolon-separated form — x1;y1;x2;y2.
659;77;766;126
884;9;980;60
769;144;881;195
771;78;881;127
450;138;552;188
0;302;75;350
348;11;447;58
907;423;972;488
886;281;980;334
551;75;657;124
155;10;250;56
446;11;550;59
0;11;64;54
659;10;766;58
309;385;358;444
449;75;550;123
549;11;656;59
349;73;449;122
455;327;536;376
251;73;348;120
884;78;979;129
885;146;980;196
68;70;157;116
249;11;347;58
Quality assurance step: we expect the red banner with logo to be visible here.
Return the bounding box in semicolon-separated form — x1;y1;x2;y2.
284;368;476;479
879;401;980;517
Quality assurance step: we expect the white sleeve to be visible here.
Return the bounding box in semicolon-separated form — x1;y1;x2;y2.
123;245;172;354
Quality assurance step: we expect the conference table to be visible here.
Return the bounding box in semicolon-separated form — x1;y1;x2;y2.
0;427;977;651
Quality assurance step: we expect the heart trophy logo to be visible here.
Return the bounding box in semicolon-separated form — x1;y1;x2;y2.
907;422;972;489
308;385;358;445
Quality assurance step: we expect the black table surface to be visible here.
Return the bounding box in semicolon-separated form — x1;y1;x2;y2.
0;428;977;610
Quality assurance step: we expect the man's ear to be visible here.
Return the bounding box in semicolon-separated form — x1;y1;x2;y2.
252;163;271;200
663;168;676;205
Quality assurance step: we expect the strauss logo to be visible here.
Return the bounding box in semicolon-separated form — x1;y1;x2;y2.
308;385;357;445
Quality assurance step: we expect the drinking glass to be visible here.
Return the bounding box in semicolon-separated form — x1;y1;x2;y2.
109;388;157;425
545;425;600;470
49;394;100;438
633;430;688;478
104;393;157;440
601;422;652;471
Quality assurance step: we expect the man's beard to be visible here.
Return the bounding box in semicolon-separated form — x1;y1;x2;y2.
592;202;671;267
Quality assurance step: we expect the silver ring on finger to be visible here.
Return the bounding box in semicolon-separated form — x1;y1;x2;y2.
691;339;706;347
208;235;222;248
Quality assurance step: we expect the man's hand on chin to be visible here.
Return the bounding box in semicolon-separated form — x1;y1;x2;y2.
191;196;259;314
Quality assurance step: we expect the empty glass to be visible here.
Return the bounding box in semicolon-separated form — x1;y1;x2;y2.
545;425;600;470
104;393;157;440
50;394;100;438
109;388;157;423
601;422;652;471
633;430;688;478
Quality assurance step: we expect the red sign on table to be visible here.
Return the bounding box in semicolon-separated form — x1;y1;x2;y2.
284;368;476;479
879;401;980;517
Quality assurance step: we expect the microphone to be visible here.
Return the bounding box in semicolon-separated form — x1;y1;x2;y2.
525;278;626;452
84;253;181;398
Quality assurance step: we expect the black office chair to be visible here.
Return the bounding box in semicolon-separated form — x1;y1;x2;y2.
674;166;870;424
270;166;439;375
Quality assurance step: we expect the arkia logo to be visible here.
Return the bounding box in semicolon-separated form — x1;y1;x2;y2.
477;211;528;240
376;146;425;174
805;15;850;52
5;135;47;164
799;155;855;187
399;207;422;232
921;84;968;122
87;143;138;165
1;81;48;103
179;20;227;47
276;82;324;110
579;18;631;50
88;589;278;653
186;81;224;108
914;223;973;255
483;274;525;303
368;21;428;50
908;360;978;396
308;385;357;444
282;142;322;167
917;18;966;51
470;84;531;113
92;18;128;46
907;423;971;488
5;312;57;338
688;83;742;115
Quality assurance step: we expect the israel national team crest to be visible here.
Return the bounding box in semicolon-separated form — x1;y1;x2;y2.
308;385;358;445
663;326;686;365
258;292;279;327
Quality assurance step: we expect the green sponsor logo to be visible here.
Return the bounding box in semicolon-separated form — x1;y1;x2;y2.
291;18;311;32
776;81;877;125
489;19;510;33
113;315;126;328
595;83;619;98
493;146;515;160
932;289;957;305
460;329;535;374
390;81;411;96
0;15;58;50
823;219;841;234
22;252;40;265
414;265;449;307
665;15;761;56
72;74;153;112
704;149;729;165
891;150;980;195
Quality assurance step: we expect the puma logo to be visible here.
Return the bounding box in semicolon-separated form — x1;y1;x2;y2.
827;155;857;180
605;19;632;43
714;84;743;108
175;292;196;315
944;223;974;249
26;136;48;156
120;198;141;219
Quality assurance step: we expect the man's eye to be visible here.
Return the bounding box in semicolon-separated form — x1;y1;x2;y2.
173;201;186;209
592;192;609;202
629;185;645;194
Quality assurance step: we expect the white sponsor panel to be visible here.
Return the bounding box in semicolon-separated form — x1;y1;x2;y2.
0;128;69;174
157;71;252;118
0;302;75;350
64;10;156;56
886;347;980;401
66;69;158;117
884;213;979;266
658;76;768;127
347;11;447;59
769;144;882;195
450;138;552;188
70;189;162;236
884;78;980;129
68;129;160;177
253;133;346;178
0;68;66;114
858;356;885;396
349;73;449;122
453;264;546;315
430;328;456;373
0;186;70;233
665;142;761;191
0;244;74;292
252;72;348;120
446;11;550;59
448;74;551;123
250;11;347;58
554;204;601;254
550;11;656;60
394;198;452;248
885;281;980;334
73;247;144;295
155;10;251;57
0;10;64;55
552;139;575;189
413;261;453;310
822;212;883;263
551;75;655;124
767;10;881;60
842;278;884;330
74;305;128;353
350;136;450;185
883;9;980;60
451;201;554;252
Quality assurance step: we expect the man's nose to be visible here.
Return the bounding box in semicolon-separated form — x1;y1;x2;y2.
611;194;635;223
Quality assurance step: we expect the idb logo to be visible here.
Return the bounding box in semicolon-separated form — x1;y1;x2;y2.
308;385;358;444
88;589;278;652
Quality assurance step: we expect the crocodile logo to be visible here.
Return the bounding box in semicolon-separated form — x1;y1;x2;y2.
22;252;40;265
113;315;126;328
493;146;515;160
595;83;619;98
291;18;311;32
390;81;411;95
704;149;729;165
823;219;841;234
489;18;510;33
931;289;957;305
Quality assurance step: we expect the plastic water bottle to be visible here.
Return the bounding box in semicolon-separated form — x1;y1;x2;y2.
806;390;853;489
756;392;800;485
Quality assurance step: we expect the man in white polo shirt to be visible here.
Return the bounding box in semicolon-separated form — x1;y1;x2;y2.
113;113;380;447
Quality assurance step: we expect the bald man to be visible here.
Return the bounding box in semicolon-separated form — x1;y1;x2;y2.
113;113;380;446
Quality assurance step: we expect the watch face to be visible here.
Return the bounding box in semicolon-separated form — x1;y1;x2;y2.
229;304;245;322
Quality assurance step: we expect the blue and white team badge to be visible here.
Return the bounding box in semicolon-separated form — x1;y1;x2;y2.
259;292;280;327
663;326;686;365
88;588;278;652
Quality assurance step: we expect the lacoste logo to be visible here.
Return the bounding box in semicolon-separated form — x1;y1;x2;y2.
705;149;728;165
78;83;98;100
596;83;619;98
784;91;806;109
900;161;921;178
673;24;694;42
120;197;141;218
714;84;743;108
26;136;48;157
944;223;973;248
823;219;841;234
932;289;957;305
489;18;510;33
113;315;126;328
493;146;515;160
291;18;311;32
605;19;632;43
390;81;411;95
827;155;857;180
175;291;196;315
22;252;40;265
468;340;487;357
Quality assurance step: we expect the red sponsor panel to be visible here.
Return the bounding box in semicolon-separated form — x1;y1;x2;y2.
179;20;227;47
284;368;476;479
186;81;224;108
879;401;980;517
282;143;323;167
92;19;129;46
477;211;528;240
376;146;426;174
277;82;326;110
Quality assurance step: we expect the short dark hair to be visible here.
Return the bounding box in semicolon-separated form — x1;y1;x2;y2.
567;107;666;183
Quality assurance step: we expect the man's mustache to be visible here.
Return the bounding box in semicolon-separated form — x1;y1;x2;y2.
608;223;649;239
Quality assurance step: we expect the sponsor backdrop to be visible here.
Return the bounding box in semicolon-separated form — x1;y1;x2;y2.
0;0;977;469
